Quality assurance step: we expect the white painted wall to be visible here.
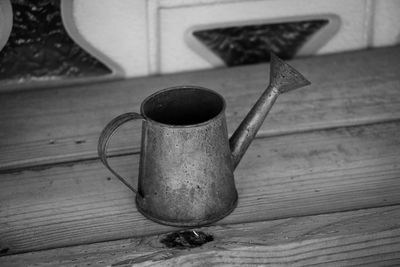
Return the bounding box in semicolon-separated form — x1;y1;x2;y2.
70;0;149;77
66;0;400;77
157;0;371;74
372;0;400;47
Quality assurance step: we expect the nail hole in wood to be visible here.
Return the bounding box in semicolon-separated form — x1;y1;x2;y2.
0;247;10;255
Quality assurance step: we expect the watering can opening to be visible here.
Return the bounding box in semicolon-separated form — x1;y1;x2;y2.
269;53;311;93
141;86;225;127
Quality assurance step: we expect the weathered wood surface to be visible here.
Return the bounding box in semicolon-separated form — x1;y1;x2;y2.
2;205;400;266
1;120;399;254
1;47;400;171
1;47;400;265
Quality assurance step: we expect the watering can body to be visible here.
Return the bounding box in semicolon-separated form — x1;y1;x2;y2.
98;54;310;227
136;90;237;226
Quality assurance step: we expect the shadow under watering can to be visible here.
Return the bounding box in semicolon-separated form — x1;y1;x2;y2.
98;53;311;227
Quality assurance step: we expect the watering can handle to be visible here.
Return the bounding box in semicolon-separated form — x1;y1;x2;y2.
98;112;144;195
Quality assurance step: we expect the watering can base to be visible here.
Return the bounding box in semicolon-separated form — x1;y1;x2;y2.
135;194;238;227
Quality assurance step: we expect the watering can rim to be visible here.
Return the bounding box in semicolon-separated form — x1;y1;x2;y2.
140;85;227;129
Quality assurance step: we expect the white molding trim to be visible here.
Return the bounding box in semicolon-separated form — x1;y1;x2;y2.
0;0;12;52
147;0;161;74
147;0;250;74
184;14;341;67
364;0;376;47
147;0;360;74
61;0;125;78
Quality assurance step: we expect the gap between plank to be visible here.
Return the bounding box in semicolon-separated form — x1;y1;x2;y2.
1;203;399;258
1;117;399;175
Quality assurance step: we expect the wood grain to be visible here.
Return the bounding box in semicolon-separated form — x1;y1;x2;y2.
1;121;399;254
2;205;400;266
1;47;400;170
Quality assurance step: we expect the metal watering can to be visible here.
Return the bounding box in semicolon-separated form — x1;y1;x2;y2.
98;53;310;227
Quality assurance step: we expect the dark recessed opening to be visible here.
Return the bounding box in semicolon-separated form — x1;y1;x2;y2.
160;230;214;249
142;87;224;126
193;19;329;66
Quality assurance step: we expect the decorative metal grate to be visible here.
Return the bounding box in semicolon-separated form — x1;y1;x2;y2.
0;0;110;83
193;20;328;66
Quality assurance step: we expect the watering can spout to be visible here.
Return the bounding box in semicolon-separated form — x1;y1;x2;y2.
229;53;311;169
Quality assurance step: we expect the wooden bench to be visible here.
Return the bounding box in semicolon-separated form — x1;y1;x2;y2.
1;46;400;266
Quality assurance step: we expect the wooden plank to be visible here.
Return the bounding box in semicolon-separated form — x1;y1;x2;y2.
2;205;400;266
1;47;400;170
1;121;400;254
